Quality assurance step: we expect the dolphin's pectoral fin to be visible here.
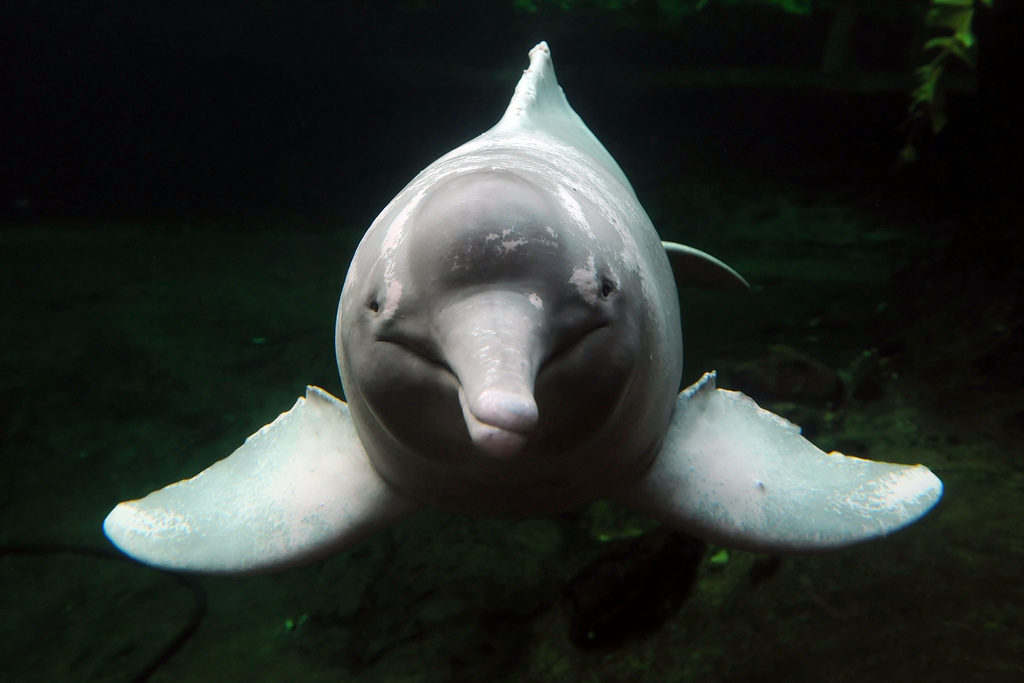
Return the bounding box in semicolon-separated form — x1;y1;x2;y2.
663;241;750;293
103;387;418;574
614;372;942;553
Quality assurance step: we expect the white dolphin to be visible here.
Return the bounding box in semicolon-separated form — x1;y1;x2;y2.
103;42;942;573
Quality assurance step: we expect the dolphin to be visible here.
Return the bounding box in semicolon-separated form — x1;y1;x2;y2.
103;42;942;574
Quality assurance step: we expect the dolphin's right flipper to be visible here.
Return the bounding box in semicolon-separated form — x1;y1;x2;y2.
615;372;942;552
103;387;418;574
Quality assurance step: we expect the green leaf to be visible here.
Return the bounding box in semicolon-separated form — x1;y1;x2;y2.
708;549;730;565
922;36;954;52
912;64;943;105
926;6;975;41
922;35;975;66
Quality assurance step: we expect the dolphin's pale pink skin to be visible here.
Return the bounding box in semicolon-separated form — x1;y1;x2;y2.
103;43;941;575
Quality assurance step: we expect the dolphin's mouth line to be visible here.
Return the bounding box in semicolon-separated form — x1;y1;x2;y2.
457;387;533;459
540;321;609;372
468;412;531;436
377;338;453;374
462;402;533;435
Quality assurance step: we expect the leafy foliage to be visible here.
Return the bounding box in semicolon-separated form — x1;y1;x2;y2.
509;0;991;162
901;0;992;163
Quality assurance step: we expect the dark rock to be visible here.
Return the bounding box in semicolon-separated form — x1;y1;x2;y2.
850;373;885;401
730;344;844;405
749;555;782;586
564;531;705;649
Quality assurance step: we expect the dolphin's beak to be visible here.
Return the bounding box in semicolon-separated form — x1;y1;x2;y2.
436;290;546;458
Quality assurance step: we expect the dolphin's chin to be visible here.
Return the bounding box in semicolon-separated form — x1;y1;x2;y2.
469;423;530;459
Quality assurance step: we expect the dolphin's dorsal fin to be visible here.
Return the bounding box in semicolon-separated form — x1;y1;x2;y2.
663;241;751;293
493;42;633;194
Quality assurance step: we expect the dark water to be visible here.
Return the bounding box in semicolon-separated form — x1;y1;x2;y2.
3;3;1022;681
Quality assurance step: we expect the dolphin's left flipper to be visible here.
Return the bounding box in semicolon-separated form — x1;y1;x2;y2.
614;372;942;552
103;387;418;573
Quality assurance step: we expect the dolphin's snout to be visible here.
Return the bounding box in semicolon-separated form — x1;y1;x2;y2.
459;388;537;459
465;388;539;457
473;389;539;433
438;290;547;459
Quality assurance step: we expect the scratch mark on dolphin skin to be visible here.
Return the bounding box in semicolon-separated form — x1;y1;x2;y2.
556;185;591;238
381;189;424;256
569;253;599;304
381;278;403;318
377;188;427;318
486;229;528;255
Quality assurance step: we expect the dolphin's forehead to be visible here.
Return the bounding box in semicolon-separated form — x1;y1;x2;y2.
444;131;647;267
408;171;569;280
341;127;663;353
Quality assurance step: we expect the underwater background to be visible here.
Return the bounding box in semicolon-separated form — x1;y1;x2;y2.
2;1;1021;681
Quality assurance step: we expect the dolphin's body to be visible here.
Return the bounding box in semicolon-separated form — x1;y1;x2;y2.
103;43;941;574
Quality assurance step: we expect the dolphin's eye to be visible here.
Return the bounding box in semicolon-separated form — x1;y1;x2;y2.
600;277;616;298
368;298;380;313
